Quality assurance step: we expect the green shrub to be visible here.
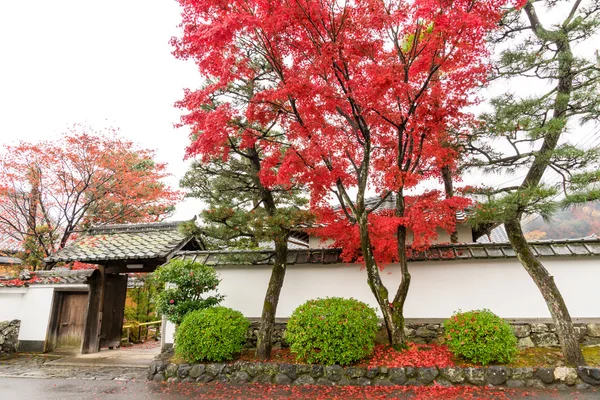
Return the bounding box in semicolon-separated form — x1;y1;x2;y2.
286;297;379;365
152;259;224;324
175;306;249;362
444;309;518;365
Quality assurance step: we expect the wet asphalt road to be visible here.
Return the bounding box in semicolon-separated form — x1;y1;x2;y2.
1;378;599;400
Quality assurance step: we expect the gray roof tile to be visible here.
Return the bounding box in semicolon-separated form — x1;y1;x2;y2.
176;238;600;266
44;221;194;264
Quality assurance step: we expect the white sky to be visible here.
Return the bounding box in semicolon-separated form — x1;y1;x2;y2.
0;1;203;220
0;1;597;222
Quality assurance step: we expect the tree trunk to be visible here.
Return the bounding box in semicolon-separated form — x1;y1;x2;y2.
504;218;585;367
441;165;458;243
255;239;288;360
357;213;407;349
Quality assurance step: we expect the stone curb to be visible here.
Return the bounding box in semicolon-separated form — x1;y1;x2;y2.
148;359;600;389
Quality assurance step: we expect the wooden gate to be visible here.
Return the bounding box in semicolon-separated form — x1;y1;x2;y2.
48;291;89;350
100;274;128;349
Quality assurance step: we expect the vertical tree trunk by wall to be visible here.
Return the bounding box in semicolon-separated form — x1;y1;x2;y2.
256;240;288;360
505;218;585;367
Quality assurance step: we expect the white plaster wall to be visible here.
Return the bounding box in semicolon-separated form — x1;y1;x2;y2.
162;315;176;347
214;257;600;319
17;287;55;341
0;290;26;321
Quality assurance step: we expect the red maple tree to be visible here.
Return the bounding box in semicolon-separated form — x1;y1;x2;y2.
173;0;522;348
0;125;180;269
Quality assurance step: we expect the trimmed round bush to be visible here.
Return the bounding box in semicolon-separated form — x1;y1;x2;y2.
444;309;518;365
286;297;379;365
175;306;249;362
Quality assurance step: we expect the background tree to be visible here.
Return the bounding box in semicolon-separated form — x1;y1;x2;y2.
467;0;600;366
180;153;311;360
153;259;224;325
0;126;179;269
173;0;511;349
171;46;313;358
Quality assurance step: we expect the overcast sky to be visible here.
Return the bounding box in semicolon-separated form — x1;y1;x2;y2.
0;1;597;223
0;1;203;220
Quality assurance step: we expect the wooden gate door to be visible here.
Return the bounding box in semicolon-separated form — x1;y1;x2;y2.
56;292;88;349
100;274;128;349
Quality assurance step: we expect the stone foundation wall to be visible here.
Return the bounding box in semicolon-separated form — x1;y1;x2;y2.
148;358;600;389
0;320;20;357
245;320;600;349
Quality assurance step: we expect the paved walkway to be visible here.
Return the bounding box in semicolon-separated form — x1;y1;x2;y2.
0;342;159;381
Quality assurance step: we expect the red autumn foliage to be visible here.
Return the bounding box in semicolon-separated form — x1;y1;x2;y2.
0;125;180;266
238;343;455;369
157;381;523;399
171;0;523;264
363;344;456;369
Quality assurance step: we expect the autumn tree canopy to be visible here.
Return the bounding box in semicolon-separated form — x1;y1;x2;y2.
0;126;180;268
173;0;518;347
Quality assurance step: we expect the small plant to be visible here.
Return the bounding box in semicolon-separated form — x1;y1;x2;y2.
444;309;518;365
175;306;249;362
152;259;224;324
286;297;379;365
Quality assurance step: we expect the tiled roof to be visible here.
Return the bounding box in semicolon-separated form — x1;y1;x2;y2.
0;256;22;265
476;225;509;243
0;234;23;253
0;269;96;288
176;238;600;266
44;221;198;264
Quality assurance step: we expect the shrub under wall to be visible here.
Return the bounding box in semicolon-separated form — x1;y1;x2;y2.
175;306;249;363
286;297;379;365
444;309;518;365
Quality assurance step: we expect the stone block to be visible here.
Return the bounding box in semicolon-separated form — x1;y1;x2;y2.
525;379;545;389
578;367;600;386
417;367;438;385
512;324;531;338
196;374;214;383
554;367;578;385
205;363;226;376
517;337;535;349
152;373;165;382
506;380;524;388
388;368;407;385
165;364;179;378
535;368;554;384
274;373;292;385
531;333;559;347
486;366;508;385
231;371;250;384
366;367;379;379
356;377;371;386
324;365;344;382
530;323;549;333
189;364;206;379
372;377;394;386
416;327;437;338
315;377;334;386
586;324;600;338
177;364;191;378
465;368;485;386
294;374;315;385
346;367;366;379
279;364;297;380
440;367;465;384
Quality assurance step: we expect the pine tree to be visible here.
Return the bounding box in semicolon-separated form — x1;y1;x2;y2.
467;0;600;366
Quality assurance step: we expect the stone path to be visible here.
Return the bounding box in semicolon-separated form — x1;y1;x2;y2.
0;341;160;381
0;354;146;381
